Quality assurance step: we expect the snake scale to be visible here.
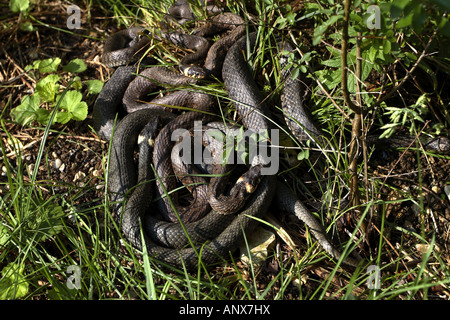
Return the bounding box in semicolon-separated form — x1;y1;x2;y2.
94;1;450;270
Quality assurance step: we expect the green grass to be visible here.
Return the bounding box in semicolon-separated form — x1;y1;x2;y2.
1;0;450;300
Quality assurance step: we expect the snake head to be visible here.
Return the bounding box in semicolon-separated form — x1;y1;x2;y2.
180;64;209;79
235;165;264;196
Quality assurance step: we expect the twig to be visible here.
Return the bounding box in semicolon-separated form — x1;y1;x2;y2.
2;48;36;85
341;0;360;115
0;139;40;161
341;0;363;212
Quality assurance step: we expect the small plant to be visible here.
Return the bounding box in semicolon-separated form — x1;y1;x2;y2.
379;93;429;138
9;0;36;32
0;262;29;299
9;0;30;14
10;58;103;126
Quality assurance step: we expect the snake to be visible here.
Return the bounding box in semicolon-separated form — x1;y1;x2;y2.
151;94;217;223
99;5;275;269
114;109;276;269
97;1;450;270
100;5;360;269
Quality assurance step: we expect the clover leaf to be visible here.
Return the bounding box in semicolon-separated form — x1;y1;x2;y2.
36;74;60;102
9;0;30;13
10;93;40;125
85;79;104;95
63;58;87;73
12;56;96;126
56;90;88;124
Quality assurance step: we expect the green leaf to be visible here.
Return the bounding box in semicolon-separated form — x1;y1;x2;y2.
313;14;341;45
383;40;391;54
19;21;35;32
0;224;10;246
38;57;61;73
379;123;399;130
36;74;60;102
343;50;374;93
396;13;413;29
401;111;409;125
72;76;82;91
0;263;29;299
10;93;41;125
299;51;311;64
86;80;104;95
35;108;51;124
321;57;341;68
25;200;65;242
24;60;41;72
368;46;378;62
9;0;30;12
297;149;310;161
291;67;300;80
415;93;429;107
327;14;342;26
379;128;395;139
315;68;341;91
313;24;327;46
63;59;87;73
258;129;270;142
349;12;362;23
55;111;72;124
412;5;426;32
438;17;450;37
57;90;88;122
276;17;287;29
392;0;411;10
285;12;296;25
390;0;413;20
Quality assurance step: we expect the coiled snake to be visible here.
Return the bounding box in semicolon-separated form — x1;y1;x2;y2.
94;1;450;270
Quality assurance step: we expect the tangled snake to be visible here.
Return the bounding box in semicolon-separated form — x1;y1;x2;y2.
94;1;450;270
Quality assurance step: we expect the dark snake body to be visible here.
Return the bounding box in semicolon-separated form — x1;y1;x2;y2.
115;109;276;269
102;27;150;68
152;94;217;223
98;3;450;270
99;8;278;268
99;7;363;269
222;33;361;267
